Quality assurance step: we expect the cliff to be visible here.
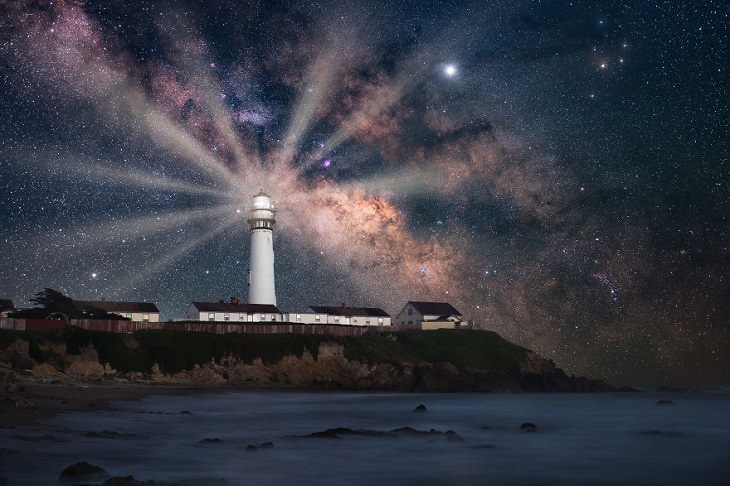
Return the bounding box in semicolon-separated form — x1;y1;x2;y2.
0;327;615;394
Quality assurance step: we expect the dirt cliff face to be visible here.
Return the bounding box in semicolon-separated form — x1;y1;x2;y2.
0;338;614;392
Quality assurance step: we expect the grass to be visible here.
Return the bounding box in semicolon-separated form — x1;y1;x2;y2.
0;327;527;374
340;330;527;370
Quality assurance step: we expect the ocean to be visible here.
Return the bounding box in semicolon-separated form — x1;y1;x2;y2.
1;388;728;485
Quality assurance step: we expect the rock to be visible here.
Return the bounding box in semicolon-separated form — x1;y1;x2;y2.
59;461;110;482
102;475;144;486
413;404;428;413
519;422;537;432
68;360;105;380
307;427;350;438
245;441;275;450
32;363;59;378
657;399;674;405
198;437;224;444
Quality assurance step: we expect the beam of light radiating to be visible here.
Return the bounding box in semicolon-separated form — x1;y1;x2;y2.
121;87;239;187
117;212;242;294
310;12;486;163
337;165;448;198
17;7;238;189
275;37;353;171
155;10;260;173
66;160;224;198
8;205;240;261
73;204;240;245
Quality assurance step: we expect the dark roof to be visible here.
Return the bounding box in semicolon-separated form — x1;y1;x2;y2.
407;301;461;316
0;299;15;312
191;302;282;313
75;300;160;313
308;306;390;317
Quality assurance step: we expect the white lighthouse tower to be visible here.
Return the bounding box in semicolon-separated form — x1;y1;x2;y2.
247;190;277;305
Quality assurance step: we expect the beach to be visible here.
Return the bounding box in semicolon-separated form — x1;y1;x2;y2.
0;369;214;427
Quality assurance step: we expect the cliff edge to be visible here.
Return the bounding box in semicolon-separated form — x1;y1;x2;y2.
0;328;615;395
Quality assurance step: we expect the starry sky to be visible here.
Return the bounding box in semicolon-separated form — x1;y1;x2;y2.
1;0;727;384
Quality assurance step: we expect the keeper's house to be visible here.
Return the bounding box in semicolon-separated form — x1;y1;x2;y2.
394;301;468;330
303;305;392;327
75;299;160;322
184;300;283;322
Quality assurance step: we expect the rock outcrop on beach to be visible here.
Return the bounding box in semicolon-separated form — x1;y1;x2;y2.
0;329;615;394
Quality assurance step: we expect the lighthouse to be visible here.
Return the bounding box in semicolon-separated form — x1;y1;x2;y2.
247;190;277;305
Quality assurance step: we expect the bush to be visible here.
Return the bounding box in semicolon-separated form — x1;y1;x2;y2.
1;327;528;375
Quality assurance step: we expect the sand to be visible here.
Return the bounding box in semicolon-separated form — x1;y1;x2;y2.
0;373;212;427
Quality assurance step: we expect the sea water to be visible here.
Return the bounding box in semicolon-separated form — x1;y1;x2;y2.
1;389;728;485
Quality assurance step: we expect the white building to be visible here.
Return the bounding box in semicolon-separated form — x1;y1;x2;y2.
394;301;467;330
247;190;277;306
184;301;283;322
306;305;392;327
75;299;160;322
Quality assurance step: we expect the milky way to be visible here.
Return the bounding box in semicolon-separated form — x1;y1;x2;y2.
1;1;727;384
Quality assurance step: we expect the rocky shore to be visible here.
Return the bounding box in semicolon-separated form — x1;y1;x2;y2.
0;333;616;426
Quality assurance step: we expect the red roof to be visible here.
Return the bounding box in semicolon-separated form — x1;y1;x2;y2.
407;301;461;316
191;302;282;313
308;306;390;317
75;300;159;313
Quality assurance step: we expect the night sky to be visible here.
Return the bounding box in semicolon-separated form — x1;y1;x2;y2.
1;1;727;384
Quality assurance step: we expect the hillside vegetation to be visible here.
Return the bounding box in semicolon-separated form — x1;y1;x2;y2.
0;327;526;374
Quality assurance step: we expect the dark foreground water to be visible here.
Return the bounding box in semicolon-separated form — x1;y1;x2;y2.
1;388;729;485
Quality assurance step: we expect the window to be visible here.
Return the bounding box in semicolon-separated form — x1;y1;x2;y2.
296;314;301;322
408;308;413;316
247;314;254;322
366;318;370;325
224;313;230;321
208;313;215;321
271;315;276;321
142;314;149;321
378;318;384;324
315;315;321;321
240;313;245;320
334;316;340;323
126;313;133;319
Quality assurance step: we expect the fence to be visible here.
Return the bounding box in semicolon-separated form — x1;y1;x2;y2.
0;317;378;336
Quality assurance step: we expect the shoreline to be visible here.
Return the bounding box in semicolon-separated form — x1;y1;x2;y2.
0;374;237;427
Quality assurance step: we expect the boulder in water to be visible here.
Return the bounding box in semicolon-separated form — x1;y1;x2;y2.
413;404;428;413
520;422;537;432
102;475;144;486
59;461;109;482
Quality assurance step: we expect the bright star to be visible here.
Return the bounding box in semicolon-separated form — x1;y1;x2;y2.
444;64;457;77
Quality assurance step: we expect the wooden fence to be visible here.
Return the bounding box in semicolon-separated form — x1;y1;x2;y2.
0;317;379;336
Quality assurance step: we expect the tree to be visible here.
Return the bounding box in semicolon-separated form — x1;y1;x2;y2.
29;288;76;315
10;288;126;320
